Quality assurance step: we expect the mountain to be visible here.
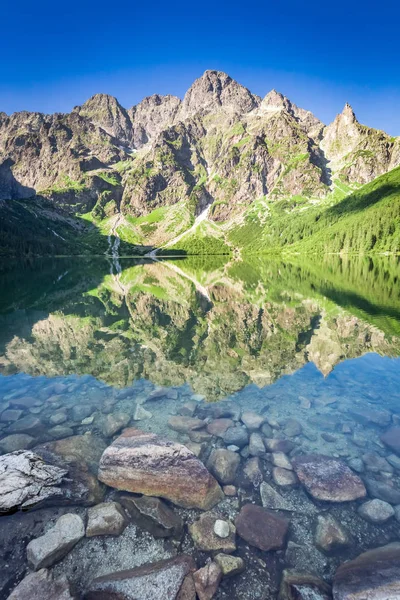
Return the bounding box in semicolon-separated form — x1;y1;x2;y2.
0;70;399;256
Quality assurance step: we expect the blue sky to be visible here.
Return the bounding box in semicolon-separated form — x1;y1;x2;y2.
1;0;400;134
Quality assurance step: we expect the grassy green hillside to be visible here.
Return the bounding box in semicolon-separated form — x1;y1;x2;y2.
1;167;399;257
229;166;400;255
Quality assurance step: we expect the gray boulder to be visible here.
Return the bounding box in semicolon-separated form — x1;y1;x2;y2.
86;501;128;537
223;426;249;448
27;513;85;570
358;499;395;524
207;449;240;484
119;494;183;538
7;569;75;600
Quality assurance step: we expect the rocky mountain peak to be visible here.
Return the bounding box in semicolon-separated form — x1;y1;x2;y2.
128;94;181;148
76;93;133;146
339;102;357;124
179;70;261;119
257;89;324;141
260;89;288;111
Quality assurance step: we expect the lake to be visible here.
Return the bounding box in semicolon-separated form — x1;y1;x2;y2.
1;254;400;599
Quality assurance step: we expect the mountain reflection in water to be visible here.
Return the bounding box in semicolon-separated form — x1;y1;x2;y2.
0;254;400;400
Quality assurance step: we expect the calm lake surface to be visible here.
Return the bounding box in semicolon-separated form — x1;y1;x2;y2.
1;254;400;598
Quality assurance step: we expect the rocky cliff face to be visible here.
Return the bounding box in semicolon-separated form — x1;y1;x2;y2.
0;70;398;231
320;103;396;184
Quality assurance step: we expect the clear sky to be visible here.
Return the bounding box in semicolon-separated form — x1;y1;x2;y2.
1;0;400;134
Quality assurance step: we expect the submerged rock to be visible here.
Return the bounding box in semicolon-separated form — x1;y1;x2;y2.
265;439;296;454
248;432;266;457
292;454;366;502
235;504;289;551
223;426;249;448
357;499;395;524
101;412;130;437
214;519;230;538
133;404;152;421
0;450;68;513
350;407;391;427
381;427;400;455
279;569;332;600
119;494;183;538
361;452;393;474
7;568;75;600
332;543;400;599
35;435;106;506
315;514;350;554
272;452;293;470
214;554;245;577
364;477;400;504
273;467;297;487
27;513;85;570
0;433;34;453
167;415;205;433
193;562;222;600
241;411;265;431
84;555;196;600
189;511;236;552
207;448;240;484
98;428;223;510
260;481;294;511
86;501;128;536
6;415;43;435
206;418;234;437
242;456;264;488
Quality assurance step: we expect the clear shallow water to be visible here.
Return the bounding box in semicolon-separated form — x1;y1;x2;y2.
1;255;400;598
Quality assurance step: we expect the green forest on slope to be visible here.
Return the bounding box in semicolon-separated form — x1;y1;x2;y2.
1;167;399;257
229;166;400;255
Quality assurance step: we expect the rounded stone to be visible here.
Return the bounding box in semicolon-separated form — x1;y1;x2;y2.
214;519;230;538
223;426;249;448
358;499;395;524
207;448;241;485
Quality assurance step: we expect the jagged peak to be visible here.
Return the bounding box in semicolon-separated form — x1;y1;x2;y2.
133;94;181;110
339;102;357;123
260;89;290;112
81;93;125;110
180;70;260;117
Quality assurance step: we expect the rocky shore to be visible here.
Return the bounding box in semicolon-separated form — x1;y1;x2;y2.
1;371;400;599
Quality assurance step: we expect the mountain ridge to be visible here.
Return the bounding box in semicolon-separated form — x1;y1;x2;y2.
0;69;399;256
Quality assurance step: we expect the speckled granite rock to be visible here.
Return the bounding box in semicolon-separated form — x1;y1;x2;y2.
84;555;196;600
292;454;366;502
332;543;400;599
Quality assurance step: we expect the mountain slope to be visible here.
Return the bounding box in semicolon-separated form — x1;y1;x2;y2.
228;165;400;254
0;70;399;256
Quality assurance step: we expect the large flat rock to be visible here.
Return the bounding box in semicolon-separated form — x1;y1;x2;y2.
292;454;366;502
333;543;400;599
98;428;223;510
84;555;196;600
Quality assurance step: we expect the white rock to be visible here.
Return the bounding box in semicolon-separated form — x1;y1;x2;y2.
0;451;67;513
214;519;230;538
